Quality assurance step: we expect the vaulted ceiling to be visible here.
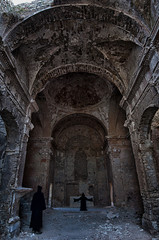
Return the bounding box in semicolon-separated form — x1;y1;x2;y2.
2;1;152;100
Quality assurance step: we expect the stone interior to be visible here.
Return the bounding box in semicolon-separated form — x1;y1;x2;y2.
0;0;159;239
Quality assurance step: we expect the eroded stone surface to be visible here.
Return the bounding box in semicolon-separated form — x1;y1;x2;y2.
0;0;159;239
15;207;152;240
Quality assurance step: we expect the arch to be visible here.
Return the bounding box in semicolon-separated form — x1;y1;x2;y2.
138;105;159;192
31;63;124;98
4;4;149;50
138;105;159;232
3;4;149;98
52;113;107;142
50;113;111;207
139;105;158;142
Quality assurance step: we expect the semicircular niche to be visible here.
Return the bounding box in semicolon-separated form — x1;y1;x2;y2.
50;114;111;207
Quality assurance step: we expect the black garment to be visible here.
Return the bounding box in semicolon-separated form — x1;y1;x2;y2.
30;186;46;232
74;193;93;211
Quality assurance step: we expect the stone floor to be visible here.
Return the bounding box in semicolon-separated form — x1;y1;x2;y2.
14;207;155;240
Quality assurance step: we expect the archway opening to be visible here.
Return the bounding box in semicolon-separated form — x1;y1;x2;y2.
139;106;159;233
139;106;159;191
50;114;111;207
150;109;159;179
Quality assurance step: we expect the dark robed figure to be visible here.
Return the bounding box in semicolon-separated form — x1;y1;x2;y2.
30;186;46;234
74;193;93;211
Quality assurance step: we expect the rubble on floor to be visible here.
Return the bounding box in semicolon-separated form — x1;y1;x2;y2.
14;207;153;240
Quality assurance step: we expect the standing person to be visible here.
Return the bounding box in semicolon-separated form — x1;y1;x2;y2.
30;185;46;234
74;193;93;211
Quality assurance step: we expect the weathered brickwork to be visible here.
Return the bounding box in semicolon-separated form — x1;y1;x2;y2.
0;0;159;239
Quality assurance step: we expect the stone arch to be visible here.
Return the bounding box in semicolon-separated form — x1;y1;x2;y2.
3;3;149;99
32;63;125;98
52;113;107;138
4;4;148;50
151;109;159;174
50;113;111;207
138;105;159;192
138;105;159;233
139;106;158;142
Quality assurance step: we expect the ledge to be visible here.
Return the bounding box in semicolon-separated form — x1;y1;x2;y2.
11;187;32;198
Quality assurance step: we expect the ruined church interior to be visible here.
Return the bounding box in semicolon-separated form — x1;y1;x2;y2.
0;0;159;239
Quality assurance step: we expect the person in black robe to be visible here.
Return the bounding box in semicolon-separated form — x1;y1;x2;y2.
74;193;93;211
30;185;46;234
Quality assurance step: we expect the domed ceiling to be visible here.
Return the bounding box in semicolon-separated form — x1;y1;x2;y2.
43;72;114;110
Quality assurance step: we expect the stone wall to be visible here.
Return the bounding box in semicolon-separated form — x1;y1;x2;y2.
0;0;159;238
22;84;141;210
0;116;7;186
108;137;142;209
0;38;33;239
52;124;109;207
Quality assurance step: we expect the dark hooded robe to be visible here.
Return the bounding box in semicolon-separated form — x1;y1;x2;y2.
74;193;93;211
30;186;46;232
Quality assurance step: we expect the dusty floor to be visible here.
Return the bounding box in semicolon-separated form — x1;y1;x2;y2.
14;207;155;240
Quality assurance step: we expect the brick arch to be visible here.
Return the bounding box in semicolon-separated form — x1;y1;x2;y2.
52;112;107;144
139;105;158;142
4;4;149;50
51;113;111;206
138;105;159;197
31;63;125;98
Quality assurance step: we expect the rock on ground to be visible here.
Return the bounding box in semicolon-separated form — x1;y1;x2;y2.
14;207;153;240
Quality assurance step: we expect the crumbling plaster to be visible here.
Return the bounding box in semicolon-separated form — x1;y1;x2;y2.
0;0;159;239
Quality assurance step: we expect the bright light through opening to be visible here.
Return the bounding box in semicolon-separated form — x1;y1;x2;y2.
12;0;33;5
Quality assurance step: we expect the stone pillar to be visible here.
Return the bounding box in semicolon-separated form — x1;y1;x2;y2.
107;134;140;208
16;100;38;187
6;100;38;237
139;140;159;234
125;116;159;234
38;137;53;200
5;121;33;237
107;136;123;206
16;117;34;187
124;117;147;195
23;136;53;199
7;187;32;237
